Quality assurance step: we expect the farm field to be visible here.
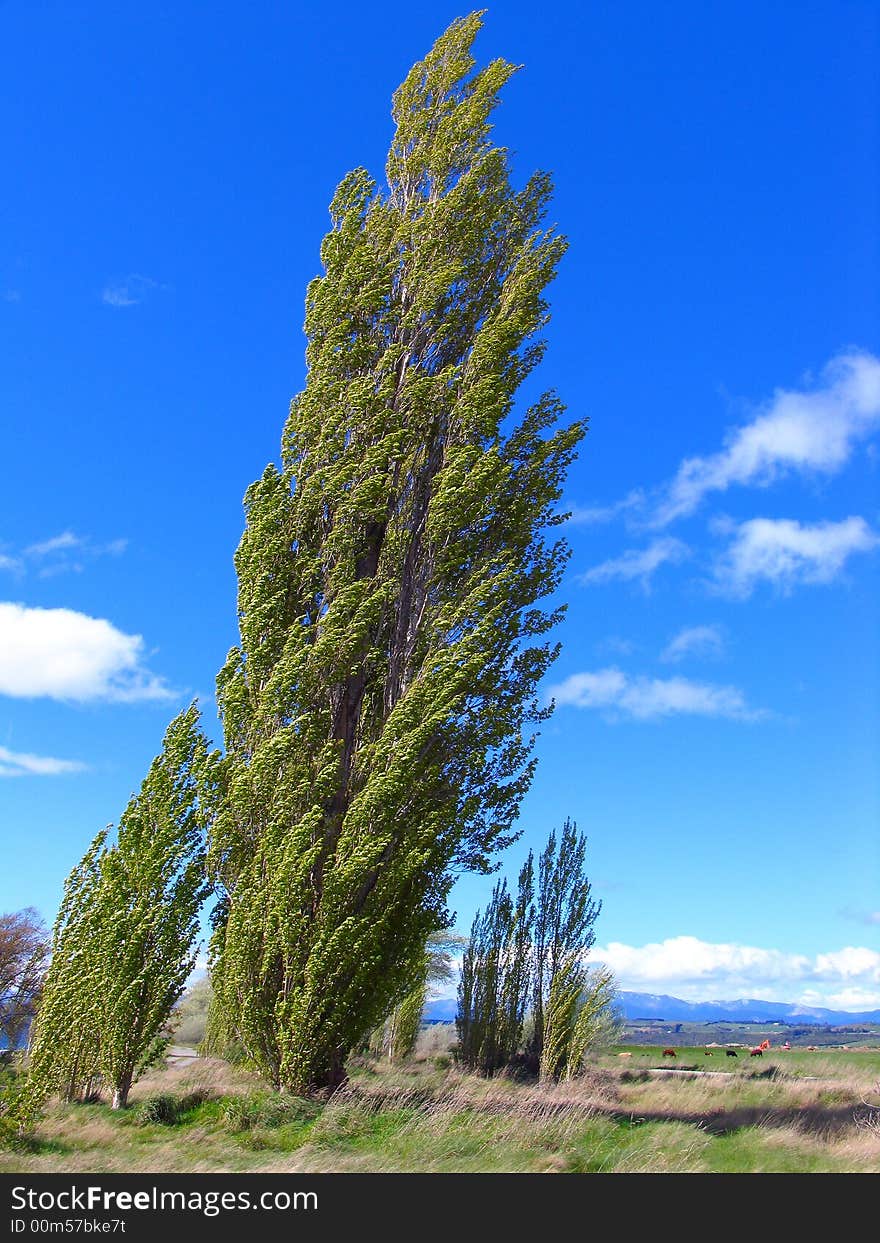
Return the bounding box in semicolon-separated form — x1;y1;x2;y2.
2;1039;878;1175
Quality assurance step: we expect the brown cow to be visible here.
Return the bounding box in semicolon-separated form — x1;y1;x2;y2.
662;1048;676;1058
750;1047;763;1057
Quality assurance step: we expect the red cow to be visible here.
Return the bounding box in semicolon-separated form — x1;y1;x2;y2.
750;1047;763;1057
662;1048;676;1058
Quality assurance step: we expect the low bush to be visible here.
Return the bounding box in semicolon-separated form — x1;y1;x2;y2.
221;1093;320;1133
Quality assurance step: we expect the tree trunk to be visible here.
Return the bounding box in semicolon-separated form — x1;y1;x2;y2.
111;1074;132;1110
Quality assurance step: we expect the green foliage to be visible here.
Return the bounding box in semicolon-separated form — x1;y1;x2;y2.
368;978;426;1064
457;820;607;1079
209;11;584;1092
137;1089;211;1127
27;705;220;1113
457;855;535;1075
137;1094;182;1126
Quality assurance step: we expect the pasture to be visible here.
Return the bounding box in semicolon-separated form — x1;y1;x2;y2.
1;1038;877;1174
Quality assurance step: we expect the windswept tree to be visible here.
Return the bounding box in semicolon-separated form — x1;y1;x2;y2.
209;11;584;1093
457;855;534;1075
28;705;218;1110
25;834;109;1109
531;818;602;1065
456;820;606;1079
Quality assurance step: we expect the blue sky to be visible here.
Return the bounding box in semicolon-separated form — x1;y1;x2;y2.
1;1;878;1010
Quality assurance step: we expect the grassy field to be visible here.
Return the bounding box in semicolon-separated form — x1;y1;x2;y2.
2;1035;878;1174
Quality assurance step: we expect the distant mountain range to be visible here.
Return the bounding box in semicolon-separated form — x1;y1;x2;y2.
424;993;880;1026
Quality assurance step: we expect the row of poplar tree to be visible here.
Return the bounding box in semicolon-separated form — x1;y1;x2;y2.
457;820;617;1081
21;12;594;1116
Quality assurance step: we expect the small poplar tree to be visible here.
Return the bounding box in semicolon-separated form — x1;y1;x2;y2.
531;818;602;1066
25;834;108;1110
456;855;533;1075
209;11;584;1093
456;820;606;1078
28;705;218;1110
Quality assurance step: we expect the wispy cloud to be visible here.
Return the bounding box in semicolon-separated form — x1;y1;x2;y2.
712;516;878;597
653;351;880;525
1;531;128;578
0;602;174;703
0;744;86;779
661;624;725;663
547;666;765;721
597;636;638;658
101;273;164;308
593;936;880;1008
2;290;21;304
566;489;644;526
578;537;690;589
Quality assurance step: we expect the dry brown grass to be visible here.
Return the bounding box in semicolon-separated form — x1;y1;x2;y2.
3;1049;878;1174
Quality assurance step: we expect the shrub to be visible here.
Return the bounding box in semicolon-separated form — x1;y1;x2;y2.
222;1093;319;1133
136;1090;210;1126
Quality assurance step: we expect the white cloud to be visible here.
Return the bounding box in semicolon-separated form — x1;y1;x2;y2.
713;516;878;597
101;274;163;308
566;490;644;526
661;624;725;663
0;552;21;573
820;987;880;1011
813;947;880;980
593;936;880;1009
579;537;689;588
0;744;86;779
3;290;21;303
654;351;880;524
0;602;173;702
548;666;764;721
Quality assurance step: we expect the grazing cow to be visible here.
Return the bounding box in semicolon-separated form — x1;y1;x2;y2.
725;1048;738;1058
704;1048;714;1056
750;1047;763;1057
662;1048;676;1058
618;1052;632;1058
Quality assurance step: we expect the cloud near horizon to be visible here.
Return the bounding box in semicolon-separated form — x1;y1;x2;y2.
0;602;174;702
651;350;880;525
547;667;764;722
593;936;880;1009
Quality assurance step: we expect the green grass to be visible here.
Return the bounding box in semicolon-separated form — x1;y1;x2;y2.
2;1045;877;1173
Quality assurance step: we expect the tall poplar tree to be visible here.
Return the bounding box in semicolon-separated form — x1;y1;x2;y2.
209;11;585;1093
28;706;217;1110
